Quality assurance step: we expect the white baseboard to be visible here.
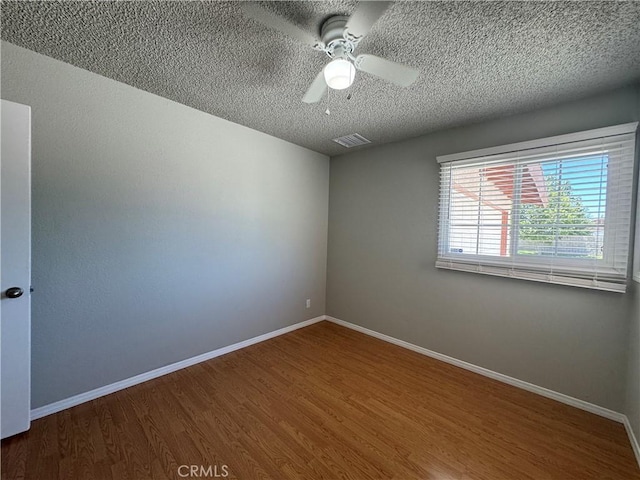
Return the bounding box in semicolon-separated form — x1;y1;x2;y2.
29;313;640;469
326;315;640;468
324;316;625;423
624;416;640;469
325;315;640;466
30;316;325;421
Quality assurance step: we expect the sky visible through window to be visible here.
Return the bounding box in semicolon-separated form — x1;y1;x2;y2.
521;153;608;259
540;154;607;219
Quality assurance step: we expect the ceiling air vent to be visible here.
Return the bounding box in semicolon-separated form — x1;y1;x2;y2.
332;133;371;148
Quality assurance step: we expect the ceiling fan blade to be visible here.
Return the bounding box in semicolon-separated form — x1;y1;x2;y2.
241;2;320;48
302;70;328;104
345;1;392;39
354;54;419;87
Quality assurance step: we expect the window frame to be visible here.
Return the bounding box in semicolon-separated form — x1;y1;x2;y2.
634;155;640;284
436;122;638;292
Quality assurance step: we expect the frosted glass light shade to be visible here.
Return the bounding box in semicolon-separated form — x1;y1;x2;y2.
324;59;356;90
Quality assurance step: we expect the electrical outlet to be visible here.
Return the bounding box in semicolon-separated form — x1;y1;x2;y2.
306;299;311;309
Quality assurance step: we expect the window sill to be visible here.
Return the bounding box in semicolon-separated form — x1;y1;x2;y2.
436;260;626;293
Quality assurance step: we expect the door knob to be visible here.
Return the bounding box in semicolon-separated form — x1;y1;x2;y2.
5;287;24;299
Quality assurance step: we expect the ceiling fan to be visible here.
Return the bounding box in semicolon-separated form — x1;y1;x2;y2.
241;1;420;103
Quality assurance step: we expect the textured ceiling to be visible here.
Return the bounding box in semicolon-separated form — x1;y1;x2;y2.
2;1;640;156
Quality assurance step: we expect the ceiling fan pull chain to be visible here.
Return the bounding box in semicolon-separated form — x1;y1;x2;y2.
325;86;331;116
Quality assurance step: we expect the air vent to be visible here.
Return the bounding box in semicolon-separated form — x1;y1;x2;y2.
332;133;371;148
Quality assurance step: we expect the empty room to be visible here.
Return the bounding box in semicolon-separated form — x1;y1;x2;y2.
1;1;640;479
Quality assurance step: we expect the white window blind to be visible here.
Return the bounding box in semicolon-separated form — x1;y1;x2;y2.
436;123;638;292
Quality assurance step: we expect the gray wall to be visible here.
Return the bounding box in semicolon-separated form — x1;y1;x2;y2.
327;84;640;412
1;42;329;408
627;284;640;450
626;87;640;447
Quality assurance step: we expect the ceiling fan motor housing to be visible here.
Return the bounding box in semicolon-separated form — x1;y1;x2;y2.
321;16;356;59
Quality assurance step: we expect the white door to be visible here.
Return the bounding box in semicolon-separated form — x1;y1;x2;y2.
1;100;32;439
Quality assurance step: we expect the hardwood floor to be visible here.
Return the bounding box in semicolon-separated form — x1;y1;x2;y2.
2;321;639;479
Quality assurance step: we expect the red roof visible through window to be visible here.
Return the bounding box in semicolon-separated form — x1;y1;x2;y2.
483;164;548;207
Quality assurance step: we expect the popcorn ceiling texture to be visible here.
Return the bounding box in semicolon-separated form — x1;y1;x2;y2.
2;1;639;156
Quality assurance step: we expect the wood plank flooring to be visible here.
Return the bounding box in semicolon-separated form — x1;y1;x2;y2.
2;321;639;479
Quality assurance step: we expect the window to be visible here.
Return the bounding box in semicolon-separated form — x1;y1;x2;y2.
436;123;638;292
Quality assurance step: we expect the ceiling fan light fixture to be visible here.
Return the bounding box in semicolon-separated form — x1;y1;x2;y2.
324;59;355;90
